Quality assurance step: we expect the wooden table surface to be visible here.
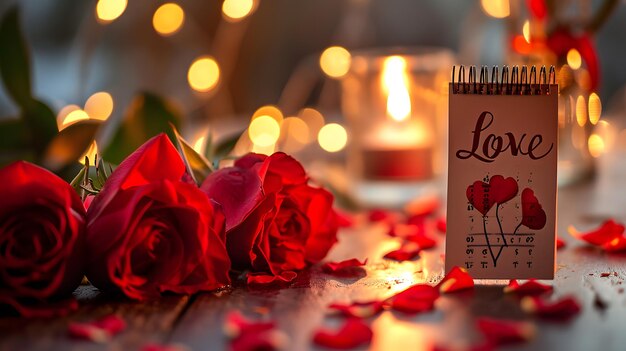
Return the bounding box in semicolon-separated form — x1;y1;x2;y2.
1;180;625;351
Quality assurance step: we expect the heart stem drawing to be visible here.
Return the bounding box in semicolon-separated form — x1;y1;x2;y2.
482;215;498;267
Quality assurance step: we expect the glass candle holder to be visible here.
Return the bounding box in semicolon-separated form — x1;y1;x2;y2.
341;47;454;207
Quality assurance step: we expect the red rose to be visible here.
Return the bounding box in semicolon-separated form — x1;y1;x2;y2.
0;161;86;317
86;134;231;300
201;152;338;282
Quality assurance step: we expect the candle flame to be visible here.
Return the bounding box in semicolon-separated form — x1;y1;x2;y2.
383;56;411;122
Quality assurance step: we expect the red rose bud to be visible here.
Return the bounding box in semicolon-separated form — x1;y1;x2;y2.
438;266;474;293
201;152;339;279
504;280;552;296
384;284;440;314
246;271;297;287
556;236;566;249
0;161;86;318
328;301;384;318
521;296;581;320
224;311;286;351
476;317;535;346
85;135;231;300
383;243;421;261
313;318;373;349
68;315;126;343
569;220;625;247
322;258;367;276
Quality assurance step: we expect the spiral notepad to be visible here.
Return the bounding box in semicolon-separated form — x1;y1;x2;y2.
445;66;558;279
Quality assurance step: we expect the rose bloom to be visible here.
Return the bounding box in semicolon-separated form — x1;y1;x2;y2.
0;161;86;317
86;134;231;300
201;153;339;284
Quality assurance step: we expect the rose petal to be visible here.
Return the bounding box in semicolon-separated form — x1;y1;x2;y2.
246;271;297;287
569;220;625;247
476;317;535;346
223;311;275;339
68;315;126;342
328;301;384;318
504;280;552;296
384;284;439;314
406;233;437;250
367;209;400;224
602;236;626;252
388;223;424;238
223;311;286;351
438;266;474;293
335;209;355;228
313;318;373;349
383;243;421;261
404;195;440;218
322;258;367;273
141;343;190;351
435;217;446;234
230;330;286;351
521;296;581;320
556;236;566;249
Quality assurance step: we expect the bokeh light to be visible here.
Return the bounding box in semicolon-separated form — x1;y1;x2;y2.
279;117;310;153
298;108;325;140
60;108;89;130
588;134;604;158
480;0;510;18
188;56;220;92
567;49;582;70
222;0;255;22
252;105;284;124
96;0;128;23
57;104;81;130
153;3;185;36
575;95;587;127
193;136;206;154
522;20;531;43
318;123;347;152
588;92;602;125
79;141;99;165
319;46;352;79
84;92;114;121
249;115;281;147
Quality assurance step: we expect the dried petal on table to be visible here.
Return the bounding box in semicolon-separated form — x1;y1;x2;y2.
602;236;626;252
521;296;581;321
504;279;553;296
569;220;625;246
384;284;440;314
556;236;566;249
383;243;421;261
224;311;286;351
476;317;536;346
438;266;474;293
322;259;367;276
246;271;297;287
328;301;385;318
313;318;373;349
405;232;437;250
67;314;126;343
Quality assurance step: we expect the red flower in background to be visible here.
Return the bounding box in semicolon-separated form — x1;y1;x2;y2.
201;152;339;282
86;134;231;300
0;161;86;318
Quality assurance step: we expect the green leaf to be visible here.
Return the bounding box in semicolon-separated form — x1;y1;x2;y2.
42;120;101;171
170;124;213;185
24;99;60;156
69;165;87;195
0;6;32;108
103;92;181;164
211;130;244;166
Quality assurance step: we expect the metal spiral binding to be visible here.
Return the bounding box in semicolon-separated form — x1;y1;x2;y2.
451;65;557;95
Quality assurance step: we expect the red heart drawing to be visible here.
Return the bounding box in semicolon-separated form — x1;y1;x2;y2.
490;175;518;204
466;180;495;216
521;188;546;230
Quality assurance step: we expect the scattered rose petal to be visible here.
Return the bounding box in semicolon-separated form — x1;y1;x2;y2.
384;284;439;314
246;271;297;287
476;317;535;346
405;232;437;250
504;280;552;296
313;318;373;349
388;223;424;238
569;220;625;246
438;266;474;293
383;243;421;261
367;209;400;224
328;301;384;318
223;311;286;351
141;343;190;351
404;196;440;218
600;272;611;277
521;296;581;320
322;259;367;277
67;315;126;343
556;236;566;249
436;217;446;233
602;236;626;252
